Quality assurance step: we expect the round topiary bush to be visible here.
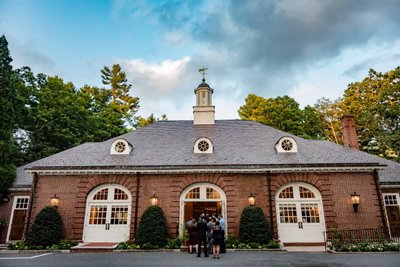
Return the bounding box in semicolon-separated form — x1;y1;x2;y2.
239;206;271;244
27;206;63;248
135;205;168;248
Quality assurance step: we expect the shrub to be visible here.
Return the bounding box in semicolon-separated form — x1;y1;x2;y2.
165;237;182;249
239;206;271;244
265;240;280;249
135;205;168;248
27;206;63;247
8;241;28;250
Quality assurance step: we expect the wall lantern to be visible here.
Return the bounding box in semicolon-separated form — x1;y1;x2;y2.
151;192;158;206
248;193;256;206
50;194;60;208
1;192;10;202
351;192;360;212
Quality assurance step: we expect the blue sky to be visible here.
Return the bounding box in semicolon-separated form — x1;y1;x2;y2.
1;0;400;120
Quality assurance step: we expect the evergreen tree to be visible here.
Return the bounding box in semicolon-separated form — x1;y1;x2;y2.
137;113;168;127
0;35;17;192
135;206;168;248
101;64;139;127
27;206;63;247
239;206;271;244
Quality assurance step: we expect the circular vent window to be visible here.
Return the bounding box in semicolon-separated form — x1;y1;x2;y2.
198;140;210;152
114;141;126;153
281;139;293;151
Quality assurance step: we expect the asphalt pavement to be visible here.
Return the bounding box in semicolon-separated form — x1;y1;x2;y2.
0;251;399;267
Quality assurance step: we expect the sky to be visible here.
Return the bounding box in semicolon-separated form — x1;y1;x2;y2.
1;0;400;120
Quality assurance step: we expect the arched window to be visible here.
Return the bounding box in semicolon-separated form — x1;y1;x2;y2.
194;137;213;154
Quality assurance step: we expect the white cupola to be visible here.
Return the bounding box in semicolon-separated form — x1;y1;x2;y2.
193;76;215;125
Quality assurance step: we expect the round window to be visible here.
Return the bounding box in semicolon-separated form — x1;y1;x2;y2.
198;140;210;152
114;141;126;153
281;139;293;151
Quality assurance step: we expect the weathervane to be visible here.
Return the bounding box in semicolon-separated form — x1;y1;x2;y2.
198;66;208;82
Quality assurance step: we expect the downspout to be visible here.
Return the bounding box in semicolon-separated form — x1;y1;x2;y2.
133;172;141;237
373;169;389;238
24;172;38;240
267;171;274;238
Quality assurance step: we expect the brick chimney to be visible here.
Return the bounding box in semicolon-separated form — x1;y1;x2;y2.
341;115;359;149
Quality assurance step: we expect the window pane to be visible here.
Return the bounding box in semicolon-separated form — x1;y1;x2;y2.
89;205;107;225
279;187;294;198
110;205;128;225
114;188;128;200
185;188;200;199
206;188;220;199
301;203;320;223
299;187;315;198
279;204;297;223
16;198;29;209
384;195;398;206
93;188;108;200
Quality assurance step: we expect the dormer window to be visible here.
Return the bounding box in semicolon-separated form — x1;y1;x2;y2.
194;137;213;154
276;137;297;153
110;139;132;155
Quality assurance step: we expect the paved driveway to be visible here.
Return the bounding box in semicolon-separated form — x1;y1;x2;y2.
0;251;399;267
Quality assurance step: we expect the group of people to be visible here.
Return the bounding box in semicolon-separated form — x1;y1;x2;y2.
186;213;226;259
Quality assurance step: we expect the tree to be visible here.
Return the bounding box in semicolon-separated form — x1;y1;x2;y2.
135;206;168;248
137;113;168;128
25;76;95;161
101;64;139;127
314;97;344;144
238;94;306;137
342;67;400;161
0;35;17;192
239;206;271;244
301;105;326;140
27;206;63;247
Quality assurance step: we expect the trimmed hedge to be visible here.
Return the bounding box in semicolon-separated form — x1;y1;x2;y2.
27;206;63;248
239;206;271;244
135;205;168;248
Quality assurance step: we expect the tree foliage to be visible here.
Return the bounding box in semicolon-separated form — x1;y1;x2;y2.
101;64;139;127
27;206;63;247
0;35;17;192
342;67;400;161
135;205;168;247
238;94;324;139
137;113;168;128
239;206;271;244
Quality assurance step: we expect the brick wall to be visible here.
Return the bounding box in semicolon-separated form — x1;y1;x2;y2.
29;171;383;243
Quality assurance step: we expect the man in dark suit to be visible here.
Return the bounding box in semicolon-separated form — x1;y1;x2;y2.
196;213;209;257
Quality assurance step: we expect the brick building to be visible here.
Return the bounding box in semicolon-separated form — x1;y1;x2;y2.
1;79;399;247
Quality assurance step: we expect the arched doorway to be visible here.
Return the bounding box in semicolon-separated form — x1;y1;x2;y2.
276;182;326;244
83;184;131;243
179;183;227;236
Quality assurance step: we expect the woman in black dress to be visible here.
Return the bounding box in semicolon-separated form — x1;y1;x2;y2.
212;221;223;259
188;218;198;254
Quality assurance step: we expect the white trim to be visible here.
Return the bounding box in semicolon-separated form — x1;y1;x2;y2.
27;166;384;175
194;137;213;153
179;183;227;237
83;184;132;243
6;196;30;242
383;193;400;206
110;139;131;155
276;137;298;153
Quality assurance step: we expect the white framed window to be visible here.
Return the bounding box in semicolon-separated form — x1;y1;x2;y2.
194;137;213;154
110;139;131;155
383;193;400;230
275;137;298;153
7;196;30;242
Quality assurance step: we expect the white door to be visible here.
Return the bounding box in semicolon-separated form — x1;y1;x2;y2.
276;183;325;244
83;185;131;243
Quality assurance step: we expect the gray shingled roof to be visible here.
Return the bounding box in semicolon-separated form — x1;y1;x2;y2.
14;120;400;186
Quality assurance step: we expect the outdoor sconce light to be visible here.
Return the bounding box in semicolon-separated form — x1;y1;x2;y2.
351;192;360;212
151;192;158;206
1;192;10;202
248;193;256;206
50;194;60;208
